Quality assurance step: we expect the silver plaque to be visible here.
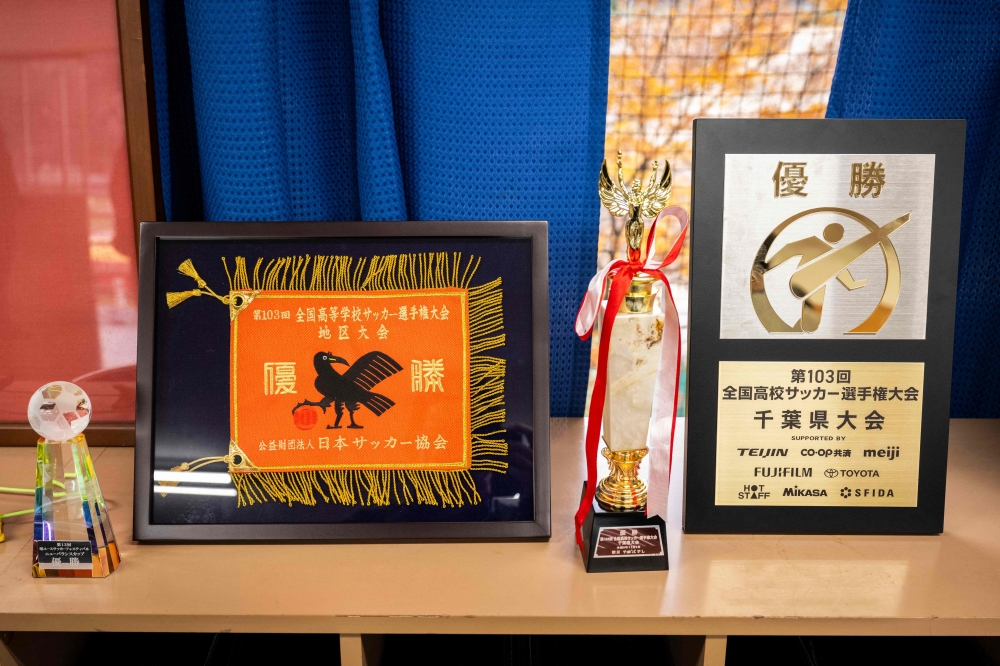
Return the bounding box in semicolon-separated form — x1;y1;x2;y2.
720;154;935;339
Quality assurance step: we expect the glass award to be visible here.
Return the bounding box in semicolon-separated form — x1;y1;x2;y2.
27;382;120;578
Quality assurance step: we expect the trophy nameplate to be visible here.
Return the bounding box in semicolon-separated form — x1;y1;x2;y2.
580;484;668;573
684;119;964;534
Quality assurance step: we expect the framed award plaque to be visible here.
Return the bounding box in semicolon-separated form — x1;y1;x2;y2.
134;221;549;542
684;119;965;534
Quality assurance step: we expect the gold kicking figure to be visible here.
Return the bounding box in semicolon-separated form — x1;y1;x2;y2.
765;213;909;332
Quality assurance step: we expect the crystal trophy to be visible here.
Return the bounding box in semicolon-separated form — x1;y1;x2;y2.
27;382;120;578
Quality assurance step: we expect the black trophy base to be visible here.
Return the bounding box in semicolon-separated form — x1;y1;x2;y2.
580;483;669;573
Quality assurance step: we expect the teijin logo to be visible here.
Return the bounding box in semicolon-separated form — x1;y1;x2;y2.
750;208;910;334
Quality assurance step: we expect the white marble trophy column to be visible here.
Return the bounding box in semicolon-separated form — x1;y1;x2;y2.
597;274;664;511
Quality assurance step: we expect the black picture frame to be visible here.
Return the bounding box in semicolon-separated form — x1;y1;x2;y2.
134;221;550;542
683;119;965;534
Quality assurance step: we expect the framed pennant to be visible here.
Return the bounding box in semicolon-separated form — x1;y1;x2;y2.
133;221;549;542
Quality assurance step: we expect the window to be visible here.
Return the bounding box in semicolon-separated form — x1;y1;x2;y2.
0;1;136;423
592;0;849;412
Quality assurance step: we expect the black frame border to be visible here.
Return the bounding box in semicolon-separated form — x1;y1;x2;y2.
134;220;550;542
683;119;965;534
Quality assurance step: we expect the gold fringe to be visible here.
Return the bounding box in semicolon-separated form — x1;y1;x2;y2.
231;469;483;509
170;251;508;508
233;251;484;295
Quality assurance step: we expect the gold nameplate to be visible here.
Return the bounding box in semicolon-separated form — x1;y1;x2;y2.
715;361;923;507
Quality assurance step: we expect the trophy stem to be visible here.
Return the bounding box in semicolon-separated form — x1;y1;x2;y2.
596;447;648;512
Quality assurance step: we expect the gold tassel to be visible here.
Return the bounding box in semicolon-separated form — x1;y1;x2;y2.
157;455;231;495
166;290;202;308
168;259;230;309
177;259;206;287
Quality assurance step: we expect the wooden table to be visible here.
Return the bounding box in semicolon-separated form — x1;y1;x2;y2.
2;418;1000;666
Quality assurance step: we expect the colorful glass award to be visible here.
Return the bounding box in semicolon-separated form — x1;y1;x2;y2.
27;382;120;578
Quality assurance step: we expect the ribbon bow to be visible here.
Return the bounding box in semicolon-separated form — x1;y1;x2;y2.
573;205;689;550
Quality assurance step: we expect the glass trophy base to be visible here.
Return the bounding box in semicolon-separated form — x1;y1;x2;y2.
580;482;668;573
32;434;120;578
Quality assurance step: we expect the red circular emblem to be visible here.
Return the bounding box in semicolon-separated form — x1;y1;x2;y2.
293;406;318;430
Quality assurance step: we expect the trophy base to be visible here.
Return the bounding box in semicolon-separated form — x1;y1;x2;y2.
31;434;121;578
580;483;668;573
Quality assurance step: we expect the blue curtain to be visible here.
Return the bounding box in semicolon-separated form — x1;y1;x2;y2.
148;0;611;416
827;0;1000;417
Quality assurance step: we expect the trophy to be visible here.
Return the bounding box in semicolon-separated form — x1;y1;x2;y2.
27;382;120;577
575;151;686;572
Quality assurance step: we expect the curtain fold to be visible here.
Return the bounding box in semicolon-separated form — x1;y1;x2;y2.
827;0;1000;417
149;0;610;416
349;0;407;220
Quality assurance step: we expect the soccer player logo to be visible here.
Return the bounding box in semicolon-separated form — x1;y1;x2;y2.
750;207;911;334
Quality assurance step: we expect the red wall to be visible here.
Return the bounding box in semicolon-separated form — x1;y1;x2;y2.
0;0;137;423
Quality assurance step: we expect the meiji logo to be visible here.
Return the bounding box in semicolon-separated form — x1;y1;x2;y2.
840;487;895;499
863;446;900;460
838;469;880;478
782;486;828;497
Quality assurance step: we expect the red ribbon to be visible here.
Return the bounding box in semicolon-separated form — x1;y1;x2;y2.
573;205;689;551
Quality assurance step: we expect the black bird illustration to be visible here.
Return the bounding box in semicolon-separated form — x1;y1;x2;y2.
292;351;403;429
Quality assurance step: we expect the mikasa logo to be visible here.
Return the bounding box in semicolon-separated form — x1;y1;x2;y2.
750;208;910;334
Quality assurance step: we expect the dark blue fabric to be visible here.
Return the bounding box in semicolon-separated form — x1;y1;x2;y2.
149;0;610;416
148;0;203;221
827;0;1000;417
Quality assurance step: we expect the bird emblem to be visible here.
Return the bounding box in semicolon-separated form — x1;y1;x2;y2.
293;351;403;429
599;150;673;262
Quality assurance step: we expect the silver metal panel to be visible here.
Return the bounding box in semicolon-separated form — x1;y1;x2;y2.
719;154;935;339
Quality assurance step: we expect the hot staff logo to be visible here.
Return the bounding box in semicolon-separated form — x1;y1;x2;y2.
751;208;910;334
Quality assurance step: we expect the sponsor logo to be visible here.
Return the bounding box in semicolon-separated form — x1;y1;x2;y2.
783;486;828;497
738;484;770;500
738;448;788;458
840;487;895;499
824;468;838;478
754;467;812;478
863;446;900;461
838;469;879;478
800;448;852;457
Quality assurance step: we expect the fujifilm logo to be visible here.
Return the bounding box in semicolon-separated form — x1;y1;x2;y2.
863;446;900;460
754;467;812;478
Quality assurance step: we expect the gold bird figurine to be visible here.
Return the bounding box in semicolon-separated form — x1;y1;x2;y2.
599;150;673;262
